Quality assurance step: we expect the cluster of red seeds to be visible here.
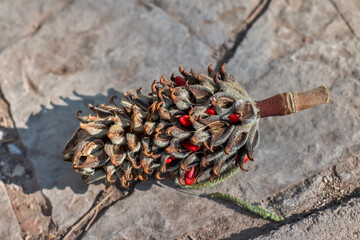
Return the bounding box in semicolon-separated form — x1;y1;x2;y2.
166;76;248;185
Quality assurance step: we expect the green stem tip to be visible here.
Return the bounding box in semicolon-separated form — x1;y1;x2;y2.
209;192;284;221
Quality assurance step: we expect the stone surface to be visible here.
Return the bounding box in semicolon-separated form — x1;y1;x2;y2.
256;198;360;240
149;0;255;57
0;0;256;233
0;90;55;239
85;0;359;238
226;0;360;201
0;181;22;240
177;154;360;240
0;0;359;239
330;0;360;39
84;182;222;240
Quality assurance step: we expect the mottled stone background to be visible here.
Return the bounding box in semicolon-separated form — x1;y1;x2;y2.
0;0;359;239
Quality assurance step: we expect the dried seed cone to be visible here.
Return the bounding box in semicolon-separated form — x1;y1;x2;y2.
63;65;262;188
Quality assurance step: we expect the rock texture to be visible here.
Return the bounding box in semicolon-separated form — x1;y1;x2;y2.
0;0;359;239
256;198;360;240
226;0;360;201
0;182;22;240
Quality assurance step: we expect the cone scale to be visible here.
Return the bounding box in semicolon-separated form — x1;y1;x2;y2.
63;64;330;188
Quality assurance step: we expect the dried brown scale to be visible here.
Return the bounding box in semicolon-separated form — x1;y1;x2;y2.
63;64;330;187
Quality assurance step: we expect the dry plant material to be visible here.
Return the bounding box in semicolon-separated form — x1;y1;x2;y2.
63;65;330;188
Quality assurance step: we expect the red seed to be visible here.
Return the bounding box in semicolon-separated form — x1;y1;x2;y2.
205;107;216;115
166;156;176;164
181;141;200;152
179;115;192;127
228;113;239;123
185;167;195;185
244;154;249;163
233;154;248;163
175;76;186;86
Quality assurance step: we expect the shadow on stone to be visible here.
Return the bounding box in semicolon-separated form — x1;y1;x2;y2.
16;88;125;194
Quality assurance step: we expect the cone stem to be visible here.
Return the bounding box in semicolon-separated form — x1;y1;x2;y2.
256;85;330;118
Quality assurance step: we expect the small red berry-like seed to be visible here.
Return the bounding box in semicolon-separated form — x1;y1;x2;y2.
228;113;239;123
175;76;186;86
166;156;176;164
244;154;249;163
205;107;216;115
179;115;192;127
232;154;239;161
185;167;195;185
181;141;200;152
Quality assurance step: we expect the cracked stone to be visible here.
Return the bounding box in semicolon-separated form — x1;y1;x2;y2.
0;0;359;239
226;0;360;201
150;0;254;49
256;198;360;240
0;181;22;240
329;0;360;40
0;0;251;233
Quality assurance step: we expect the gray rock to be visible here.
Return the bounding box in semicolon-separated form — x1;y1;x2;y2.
0;0;253;233
256;198;360;240
150;0;254;52
0;181;22;240
0;0;359;238
329;0;360;39
226;0;360;201
84;182;226;240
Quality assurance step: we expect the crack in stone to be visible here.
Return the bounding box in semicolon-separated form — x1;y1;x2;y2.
328;0;360;42
215;0;272;71
228;192;360;240
0;87;56;239
224;155;360;239
140;0;272;73
21;0;74;38
140;0;215;52
60;184;136;240
0;0;74;57
181;33;191;50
